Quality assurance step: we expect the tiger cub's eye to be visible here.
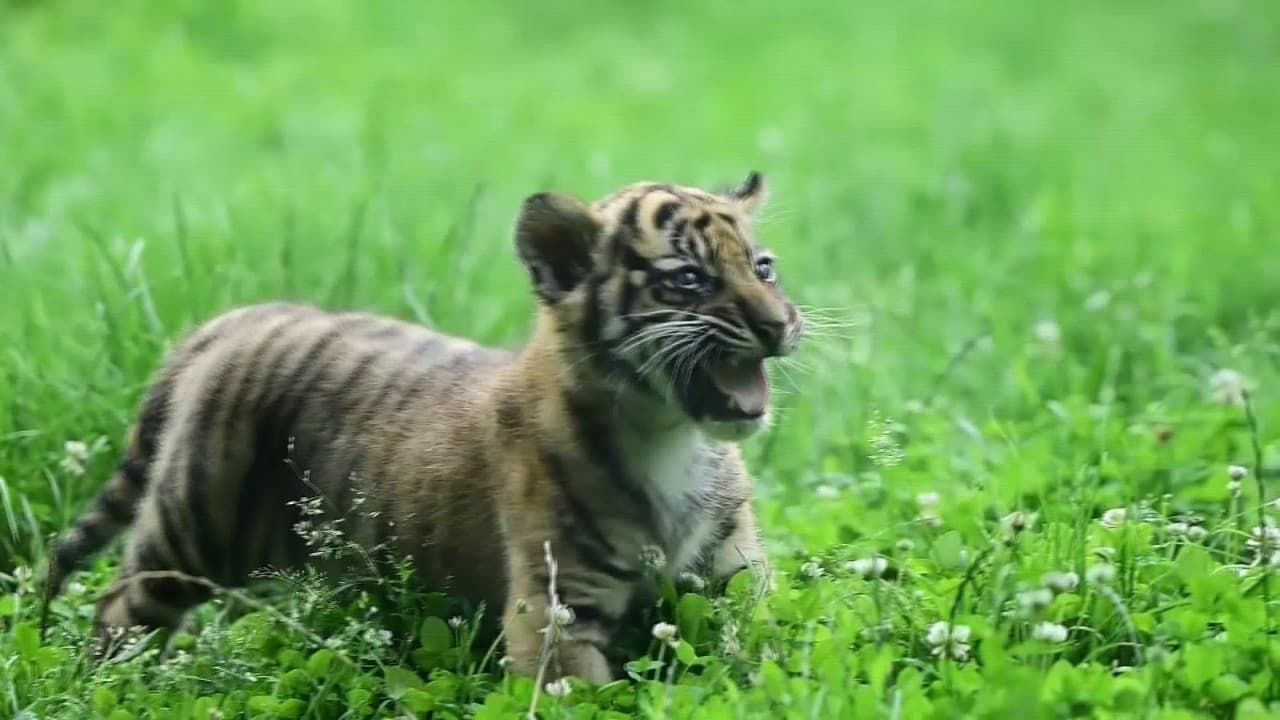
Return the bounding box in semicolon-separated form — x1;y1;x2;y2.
755;257;777;284
668;266;708;292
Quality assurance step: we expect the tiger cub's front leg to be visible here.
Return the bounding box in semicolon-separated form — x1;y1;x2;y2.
503;541;624;684
709;500;774;595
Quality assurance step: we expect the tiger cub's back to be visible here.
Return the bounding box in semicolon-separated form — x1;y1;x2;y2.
130;302;513;598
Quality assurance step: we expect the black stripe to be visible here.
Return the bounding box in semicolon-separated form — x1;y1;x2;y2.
329;342;438;507
581;276;604;345
360;355;425;417
155;494;203;577
561;396;653;521
54;543;84;575
76;512;117;547
230;430;284;580
620;245;652;272
222;320;307;576
574;274;655;397
135;542;207;607
698;509;742;568
670;219;690;256
188;319;299;581
713;508;740;545
620;196;641;229
184;459;224;580
693;213;711;232
268;319;368;424
96;486;134;522
182;356;247;579
618;278;639;330
119;457;149;489
496;397;524;435
393;373;432;415
543;451;641;582
327;352;384;424
184;331;222;357
652;201;680;229
134;376;173;460
716;212;737;228
543;454;617;552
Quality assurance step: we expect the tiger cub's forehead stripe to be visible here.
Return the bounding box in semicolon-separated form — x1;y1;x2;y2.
652;200;680;230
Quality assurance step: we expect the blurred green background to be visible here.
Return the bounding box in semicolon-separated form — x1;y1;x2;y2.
1;0;1276;563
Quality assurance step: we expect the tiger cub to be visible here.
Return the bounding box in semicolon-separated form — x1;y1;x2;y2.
43;172;803;682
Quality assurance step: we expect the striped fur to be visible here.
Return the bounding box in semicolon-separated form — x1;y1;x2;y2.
42;173;801;682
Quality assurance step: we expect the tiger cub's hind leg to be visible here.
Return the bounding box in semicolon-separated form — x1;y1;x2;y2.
92;521;212;658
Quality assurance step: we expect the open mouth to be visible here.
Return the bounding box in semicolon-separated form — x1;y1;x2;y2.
682;356;770;421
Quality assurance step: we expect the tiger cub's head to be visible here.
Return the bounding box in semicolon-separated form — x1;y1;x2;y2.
514;172;802;441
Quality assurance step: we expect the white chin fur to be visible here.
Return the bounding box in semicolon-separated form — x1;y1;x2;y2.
699;411;770;442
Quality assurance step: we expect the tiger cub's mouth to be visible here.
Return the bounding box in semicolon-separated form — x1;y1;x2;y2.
677;354;773;440
705;358;769;419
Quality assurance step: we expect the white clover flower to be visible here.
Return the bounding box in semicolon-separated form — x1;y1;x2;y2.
1083;290;1111;313
59;457;85;477
895;538;916;554
9;565;33;595
720;621;743;657
814;484;840;500
66;581;87;596
1033;319;1062;347
651;622;678;644
544;678;572;698
59;440;93;477
1209;369;1247;406
1186;525;1208;541
925;621;971;661
1017;588;1053;614
1043;571;1079;594
917;492;941;509
1032;622;1069;643
1166;522;1189;537
800;561;824;579
845;557;889;579
1086;563;1116;585
361;628;392;648
1247;521;1280;554
64;440;89;460
1229;465;1249;480
1099;508;1127;528
639;545;668;570
546;603;575;628
448;616;464;630
497;655;514;669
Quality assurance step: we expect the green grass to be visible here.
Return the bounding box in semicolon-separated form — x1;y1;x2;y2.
2;0;1279;717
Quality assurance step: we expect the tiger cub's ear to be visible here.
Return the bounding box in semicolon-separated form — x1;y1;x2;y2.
721;171;769;216
514;192;604;303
